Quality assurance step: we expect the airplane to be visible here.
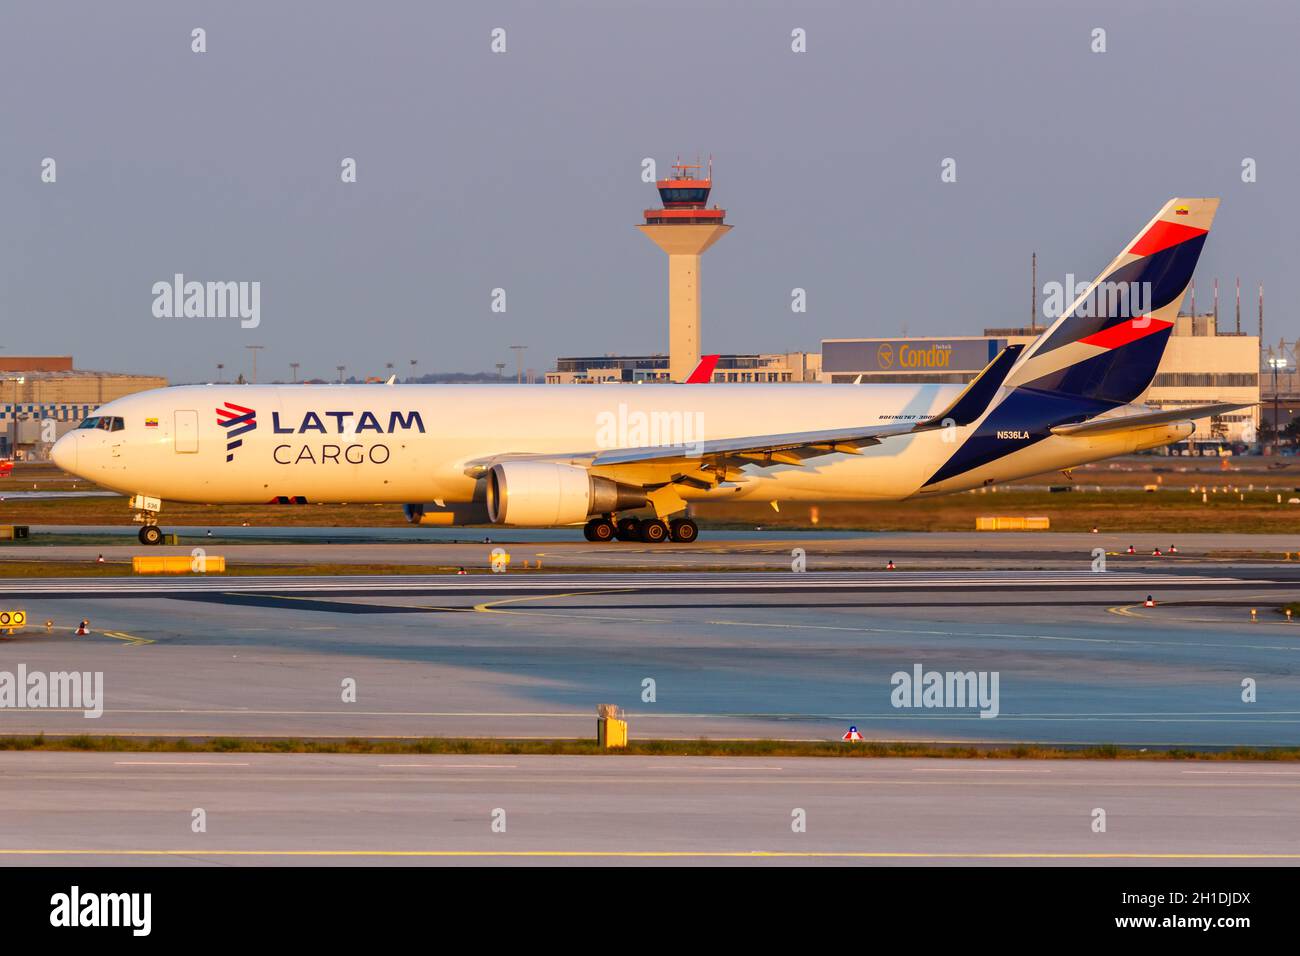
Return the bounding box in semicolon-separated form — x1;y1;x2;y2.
52;197;1251;546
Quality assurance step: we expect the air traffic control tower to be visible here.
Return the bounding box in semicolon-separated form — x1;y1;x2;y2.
638;158;731;382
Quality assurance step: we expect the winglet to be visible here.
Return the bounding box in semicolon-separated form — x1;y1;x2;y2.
685;354;720;384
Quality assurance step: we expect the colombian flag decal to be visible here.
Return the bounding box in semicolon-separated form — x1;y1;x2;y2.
144;418;158;428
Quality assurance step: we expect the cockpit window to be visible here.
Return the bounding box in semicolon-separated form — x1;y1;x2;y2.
76;416;124;431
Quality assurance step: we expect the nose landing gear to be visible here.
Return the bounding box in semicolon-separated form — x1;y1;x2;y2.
130;494;166;546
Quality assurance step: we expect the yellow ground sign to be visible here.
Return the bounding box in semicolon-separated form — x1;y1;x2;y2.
132;556;226;574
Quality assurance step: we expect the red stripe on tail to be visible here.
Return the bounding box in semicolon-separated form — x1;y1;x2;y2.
1129;220;1207;258
1078;317;1173;350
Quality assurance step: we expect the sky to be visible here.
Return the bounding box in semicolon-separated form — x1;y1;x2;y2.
0;0;1295;383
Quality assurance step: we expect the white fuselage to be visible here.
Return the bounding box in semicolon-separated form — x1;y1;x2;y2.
51;383;1188;514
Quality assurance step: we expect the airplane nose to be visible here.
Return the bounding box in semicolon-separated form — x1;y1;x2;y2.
51;433;77;473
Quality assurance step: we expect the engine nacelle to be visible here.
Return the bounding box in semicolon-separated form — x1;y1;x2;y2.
485;461;645;526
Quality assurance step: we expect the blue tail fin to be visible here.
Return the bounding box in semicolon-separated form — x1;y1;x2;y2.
1005;198;1219;404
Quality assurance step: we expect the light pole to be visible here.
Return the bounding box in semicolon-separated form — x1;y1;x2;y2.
245;344;264;384
1269;356;1288;450
4;376;24;457
409;359;418;383
510;345;527;384
289;362;300;383
216;363;224;384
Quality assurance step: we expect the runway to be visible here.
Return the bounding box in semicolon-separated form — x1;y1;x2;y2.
0;568;1280;595
10;528;1300;572
0;753;1296;866
2;567;1298;746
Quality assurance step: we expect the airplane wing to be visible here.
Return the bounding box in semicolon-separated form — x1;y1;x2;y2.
590;420;921;467
462;419;922;478
1050;401;1255;437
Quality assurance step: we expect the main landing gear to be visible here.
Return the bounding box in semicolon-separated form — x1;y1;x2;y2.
583;515;699;544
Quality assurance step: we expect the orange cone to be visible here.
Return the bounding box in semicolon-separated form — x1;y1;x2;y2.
1143;596;1156;608
886;560;896;570
75;619;89;636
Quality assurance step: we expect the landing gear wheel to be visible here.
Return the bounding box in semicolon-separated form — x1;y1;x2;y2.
669;518;699;543
639;519;670;543
584;518;616;542
138;525;163;546
614;518;642;542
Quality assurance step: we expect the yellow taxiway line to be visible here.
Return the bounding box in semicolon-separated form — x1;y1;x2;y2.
100;629;155;646
472;588;640;620
1109;603;1300;626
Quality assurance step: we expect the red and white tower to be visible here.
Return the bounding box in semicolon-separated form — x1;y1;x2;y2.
638;157;731;382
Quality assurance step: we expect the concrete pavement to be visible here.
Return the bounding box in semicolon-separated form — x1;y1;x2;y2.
0;753;1296;866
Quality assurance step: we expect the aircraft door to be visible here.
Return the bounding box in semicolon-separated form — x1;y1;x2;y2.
175;410;199;453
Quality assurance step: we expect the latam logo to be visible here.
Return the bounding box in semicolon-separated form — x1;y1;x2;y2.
270;410;425;434
216;402;257;462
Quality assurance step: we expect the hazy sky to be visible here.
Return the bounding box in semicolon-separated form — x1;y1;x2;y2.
1;0;1294;383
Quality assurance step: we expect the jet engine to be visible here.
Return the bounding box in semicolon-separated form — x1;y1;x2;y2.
485;461;645;526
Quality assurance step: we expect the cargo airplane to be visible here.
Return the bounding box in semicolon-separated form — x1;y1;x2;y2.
53;197;1249;544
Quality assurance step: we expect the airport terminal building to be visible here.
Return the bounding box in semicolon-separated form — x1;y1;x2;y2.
547;351;821;384
548;318;1259;451
822;314;1261;450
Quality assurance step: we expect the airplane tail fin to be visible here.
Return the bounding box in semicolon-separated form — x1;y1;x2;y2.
1005;198;1219;405
684;354;720;384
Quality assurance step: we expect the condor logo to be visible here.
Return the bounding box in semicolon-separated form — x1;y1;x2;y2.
216;402;257;462
996;430;1030;439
